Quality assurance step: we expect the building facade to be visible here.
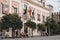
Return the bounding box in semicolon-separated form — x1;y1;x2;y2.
52;12;60;22
20;0;53;36
0;0;21;37
0;0;21;17
0;0;53;36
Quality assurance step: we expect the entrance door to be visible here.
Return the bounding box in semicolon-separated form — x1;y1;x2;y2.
24;23;28;33
15;29;18;37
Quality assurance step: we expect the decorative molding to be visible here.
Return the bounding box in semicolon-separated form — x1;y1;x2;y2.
26;0;49;11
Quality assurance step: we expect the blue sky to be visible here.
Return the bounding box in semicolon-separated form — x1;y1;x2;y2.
46;0;60;12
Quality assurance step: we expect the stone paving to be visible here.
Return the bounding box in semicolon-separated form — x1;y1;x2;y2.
0;35;60;40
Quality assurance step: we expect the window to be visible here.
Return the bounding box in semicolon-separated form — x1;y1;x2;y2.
43;2;45;7
37;14;40;21
43;16;45;22
31;8;35;20
2;4;8;14
31;16;35;20
12;6;17;13
38;0;41;1
23;14;27;20
38;0;41;2
14;8;17;13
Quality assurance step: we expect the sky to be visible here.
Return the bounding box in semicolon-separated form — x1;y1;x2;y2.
46;0;60;12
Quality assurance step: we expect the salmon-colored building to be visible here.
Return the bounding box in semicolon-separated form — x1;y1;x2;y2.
0;0;20;17
0;0;53;37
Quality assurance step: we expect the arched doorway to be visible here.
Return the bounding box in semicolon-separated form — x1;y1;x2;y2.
24;23;28;33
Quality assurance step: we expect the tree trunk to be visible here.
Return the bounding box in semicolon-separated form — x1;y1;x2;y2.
48;26;51;36
12;29;15;38
32;29;33;37
2;30;5;38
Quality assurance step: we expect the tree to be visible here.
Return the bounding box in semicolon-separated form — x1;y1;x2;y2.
57;22;60;32
26;20;36;36
37;23;46;36
0;20;2;32
0;14;23;37
45;17;57;35
37;23;46;31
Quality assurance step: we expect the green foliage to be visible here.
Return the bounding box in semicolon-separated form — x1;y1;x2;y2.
45;17;57;31
37;23;46;31
26;20;36;36
58;22;60;26
1;14;23;30
26;20;36;30
57;22;60;32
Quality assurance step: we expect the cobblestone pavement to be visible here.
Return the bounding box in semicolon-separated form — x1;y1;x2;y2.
0;35;60;40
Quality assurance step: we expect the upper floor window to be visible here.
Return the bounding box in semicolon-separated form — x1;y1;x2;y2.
43;2;45;7
43;16;45;22
12;6;17;13
37;14;40;21
38;0;42;2
31;8;35;20
2;4;8;14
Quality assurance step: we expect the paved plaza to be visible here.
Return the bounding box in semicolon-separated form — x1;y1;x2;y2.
0;35;60;40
